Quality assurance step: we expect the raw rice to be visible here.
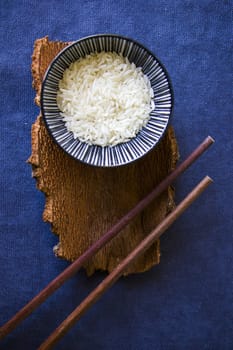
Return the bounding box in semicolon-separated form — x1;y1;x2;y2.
57;51;154;147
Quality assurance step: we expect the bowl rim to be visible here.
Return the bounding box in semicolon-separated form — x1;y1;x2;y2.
41;33;174;167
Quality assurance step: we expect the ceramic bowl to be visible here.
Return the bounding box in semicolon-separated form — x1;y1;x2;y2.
41;34;173;167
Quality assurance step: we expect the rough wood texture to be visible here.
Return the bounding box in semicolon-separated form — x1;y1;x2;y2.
28;36;179;276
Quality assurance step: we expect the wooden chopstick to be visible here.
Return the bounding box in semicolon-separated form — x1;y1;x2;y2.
0;136;214;341
38;176;213;350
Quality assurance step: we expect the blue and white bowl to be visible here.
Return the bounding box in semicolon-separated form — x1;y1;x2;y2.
41;34;173;167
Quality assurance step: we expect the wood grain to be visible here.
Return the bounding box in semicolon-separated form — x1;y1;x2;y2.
28;36;179;275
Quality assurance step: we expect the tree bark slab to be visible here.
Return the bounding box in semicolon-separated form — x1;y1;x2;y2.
28;36;179;276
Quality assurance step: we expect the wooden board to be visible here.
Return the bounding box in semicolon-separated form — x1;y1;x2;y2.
28;36;179;276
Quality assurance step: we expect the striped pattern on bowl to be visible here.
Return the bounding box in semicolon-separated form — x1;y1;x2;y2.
41;34;173;167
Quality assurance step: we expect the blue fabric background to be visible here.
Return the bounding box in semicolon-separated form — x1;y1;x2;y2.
0;1;232;349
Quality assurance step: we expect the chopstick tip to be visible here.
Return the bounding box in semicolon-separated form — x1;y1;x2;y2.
204;175;214;185
207;136;215;144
